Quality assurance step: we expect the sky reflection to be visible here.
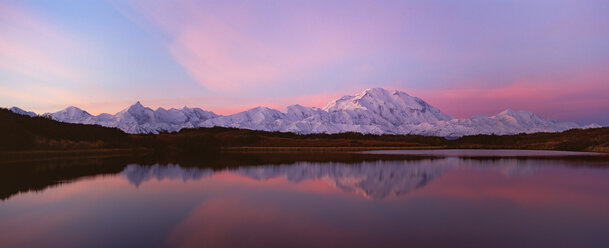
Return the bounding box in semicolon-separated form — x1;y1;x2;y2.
1;157;608;247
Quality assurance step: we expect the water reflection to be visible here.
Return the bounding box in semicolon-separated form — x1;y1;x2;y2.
123;164;214;187
363;149;605;157
3;151;605;201
1;152;609;248
122;158;543;199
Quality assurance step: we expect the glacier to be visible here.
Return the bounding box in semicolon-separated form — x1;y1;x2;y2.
10;88;601;136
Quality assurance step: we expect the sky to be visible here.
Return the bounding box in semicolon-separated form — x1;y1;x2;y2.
1;0;608;125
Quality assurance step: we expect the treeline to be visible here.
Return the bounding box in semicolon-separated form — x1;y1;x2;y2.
0;108;128;151
0;108;220;155
172;127;448;147
164;126;609;152
454;128;609;152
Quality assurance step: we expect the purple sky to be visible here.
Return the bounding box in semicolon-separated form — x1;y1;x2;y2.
1;0;608;125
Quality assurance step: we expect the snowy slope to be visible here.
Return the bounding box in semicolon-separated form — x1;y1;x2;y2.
408;109;584;137
44;106;93;122
40;102;218;134
11;88;598;136
9;107;37;117
323;87;452;125
201;88;455;134
202;107;286;130
199;88;588;136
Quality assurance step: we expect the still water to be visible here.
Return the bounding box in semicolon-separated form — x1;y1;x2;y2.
1;150;608;248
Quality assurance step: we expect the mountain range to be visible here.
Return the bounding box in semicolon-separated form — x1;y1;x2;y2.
10;88;600;137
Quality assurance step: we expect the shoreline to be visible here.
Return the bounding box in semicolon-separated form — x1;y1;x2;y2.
2;147;607;165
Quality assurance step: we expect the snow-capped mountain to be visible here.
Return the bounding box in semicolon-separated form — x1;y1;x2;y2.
200;88;458;134
108;102;219;134
45;106;93;122
9;88;600;136
199;88;593;136
203;106;285;131
38;101;218;134
9;107;37;117
323;87;452;125
407;109;587;137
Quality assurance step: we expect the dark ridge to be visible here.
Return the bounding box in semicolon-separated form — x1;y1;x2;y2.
0;108;128;151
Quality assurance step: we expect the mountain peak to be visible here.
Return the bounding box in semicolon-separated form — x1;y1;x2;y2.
63;106;91;116
496;109;540;118
10;107;37;117
357;88;411;99
65;105;82;110
10;106;25;112
498;109;516;115
287;104;319;111
126;101;148;112
246;106;283;114
322;88;452;123
324;87;414;111
361;87;391;94
46;105;92;121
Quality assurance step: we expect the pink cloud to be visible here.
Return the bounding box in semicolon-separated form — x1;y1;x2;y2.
115;0;391;92
411;64;609;121
0;83;94;112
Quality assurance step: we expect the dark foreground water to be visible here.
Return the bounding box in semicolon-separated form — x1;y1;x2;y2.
1;150;609;248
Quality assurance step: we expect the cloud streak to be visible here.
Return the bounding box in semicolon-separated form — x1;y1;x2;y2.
114;0;403;91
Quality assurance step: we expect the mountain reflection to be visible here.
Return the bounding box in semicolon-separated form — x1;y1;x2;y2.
121;158;540;199
123;164;215;187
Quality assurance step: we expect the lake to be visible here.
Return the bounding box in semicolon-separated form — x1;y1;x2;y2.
1;150;608;247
